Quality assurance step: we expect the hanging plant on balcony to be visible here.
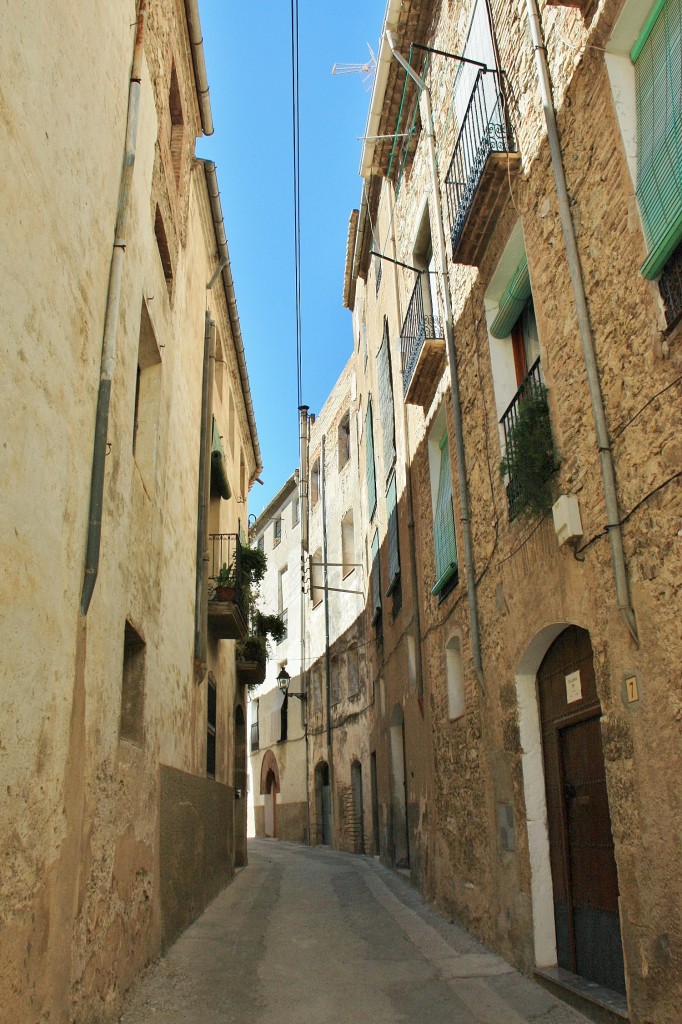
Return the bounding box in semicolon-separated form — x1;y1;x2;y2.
236;634;266;666
239;544;267;589
500;384;559;519
256;612;287;645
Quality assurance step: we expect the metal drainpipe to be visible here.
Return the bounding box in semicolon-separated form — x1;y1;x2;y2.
194;311;212;679
386;33;485;687
320;433;335;842
524;0;638;646
81;0;147;615
386;183;426;703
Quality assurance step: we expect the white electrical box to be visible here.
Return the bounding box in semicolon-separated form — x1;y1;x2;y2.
552;494;583;546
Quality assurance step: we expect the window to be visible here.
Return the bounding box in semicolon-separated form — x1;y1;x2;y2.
370;529;382;625
257;535;265;554
311;457;320;506
376;319;396;480
428;414;458;597
120;621;145;746
133;302;162;491
278;609;288;645
273;517;282;546
168;65;185;188
365;399;377;520
385;472;400;593
292;491;300;525
633;0;682;283
278;566;287;613
311;548;323;607
338;412;351;470
206;675;217;777
250;700;260;752
154;205;173;287
341;511;355;578
445;636;465;719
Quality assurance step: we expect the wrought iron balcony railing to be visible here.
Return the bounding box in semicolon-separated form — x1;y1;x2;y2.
445;69;516;259
208;532;248;624
401;276;445;396
499;359;552;518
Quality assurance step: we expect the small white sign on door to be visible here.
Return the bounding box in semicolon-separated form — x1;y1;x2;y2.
565;670;582;704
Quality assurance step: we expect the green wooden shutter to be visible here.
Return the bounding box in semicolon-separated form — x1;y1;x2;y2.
489;255;532;339
376;322;396;480
365;400;377;519
432;435;458;595
634;0;682;279
386;472;400;590
371;529;381;619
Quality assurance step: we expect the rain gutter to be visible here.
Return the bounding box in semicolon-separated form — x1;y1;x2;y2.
202;160;263;483
184;0;214;136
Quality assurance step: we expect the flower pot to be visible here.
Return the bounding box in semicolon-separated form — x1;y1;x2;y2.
215;585;236;602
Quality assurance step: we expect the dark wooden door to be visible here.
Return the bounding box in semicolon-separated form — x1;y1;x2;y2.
538;627;625;994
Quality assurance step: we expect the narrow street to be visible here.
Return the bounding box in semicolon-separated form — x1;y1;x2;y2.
120;840;592;1024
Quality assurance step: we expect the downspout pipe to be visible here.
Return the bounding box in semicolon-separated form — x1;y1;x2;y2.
321;436;333;751
194;312;216;680
386;32;485;688
184;0;214;136
524;0;638;646
81;0;147;616
202;161;263;483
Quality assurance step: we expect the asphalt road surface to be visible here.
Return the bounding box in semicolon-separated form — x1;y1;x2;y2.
119;839;593;1024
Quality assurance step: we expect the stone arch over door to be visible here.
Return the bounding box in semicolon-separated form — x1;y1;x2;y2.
234;704;247;866
515;623;625;994
260;749;280;839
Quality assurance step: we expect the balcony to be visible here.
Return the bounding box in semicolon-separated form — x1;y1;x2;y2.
401;276;446;408
236;635;267;689
207;533;248;641
500;359;558;520
445;70;519;266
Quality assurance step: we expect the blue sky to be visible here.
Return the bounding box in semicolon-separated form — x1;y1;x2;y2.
197;1;386;519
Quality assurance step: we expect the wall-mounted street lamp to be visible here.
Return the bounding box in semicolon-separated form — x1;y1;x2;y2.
277;666;307;702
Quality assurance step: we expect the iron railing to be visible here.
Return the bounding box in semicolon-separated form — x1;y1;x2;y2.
400;276;445;395
499;358;544;516
250;720;259;751
208;532;248;622
445;69;516;258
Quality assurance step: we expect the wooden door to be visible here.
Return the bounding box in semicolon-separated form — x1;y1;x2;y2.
538;626;625;994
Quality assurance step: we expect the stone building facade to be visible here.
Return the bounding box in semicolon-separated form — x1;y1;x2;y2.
248;475;308;844
340;0;682;1022
1;2;261;1021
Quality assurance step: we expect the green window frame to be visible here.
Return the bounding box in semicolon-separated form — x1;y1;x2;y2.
432;434;458;596
385;472;400;593
633;0;682;279
370;529;382;623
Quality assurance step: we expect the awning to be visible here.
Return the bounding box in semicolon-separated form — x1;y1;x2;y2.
210;419;231;499
489;255;532;339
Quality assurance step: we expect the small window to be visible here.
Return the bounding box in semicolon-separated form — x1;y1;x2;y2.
120;620;145;746
338;412;351;470
206;675;217;777
446;636;465;719
257;535;265;554
250;700;260;752
311;458;320;506
278;566;287;612
133;302;162;491
311;548;323;607
168;65;185;188
273;518;282;546
292;491;300;526
154;205;173;287
341;512;355;579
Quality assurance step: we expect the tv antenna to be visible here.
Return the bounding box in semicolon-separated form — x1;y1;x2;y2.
332;44;376;91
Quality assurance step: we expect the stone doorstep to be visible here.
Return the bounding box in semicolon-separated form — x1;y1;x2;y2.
534;966;629;1024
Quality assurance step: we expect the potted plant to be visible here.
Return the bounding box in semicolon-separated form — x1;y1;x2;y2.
238;544;267;589
214;562;236;602
256;611;287;645
500;384;559;519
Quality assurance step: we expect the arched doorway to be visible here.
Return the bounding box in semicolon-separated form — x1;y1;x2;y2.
516;624;625;994
314;762;332;846
259;749;280;839
234;705;247;866
389;705;409;868
351;760;364;854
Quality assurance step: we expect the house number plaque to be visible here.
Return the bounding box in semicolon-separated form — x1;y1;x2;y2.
565;670;582;704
